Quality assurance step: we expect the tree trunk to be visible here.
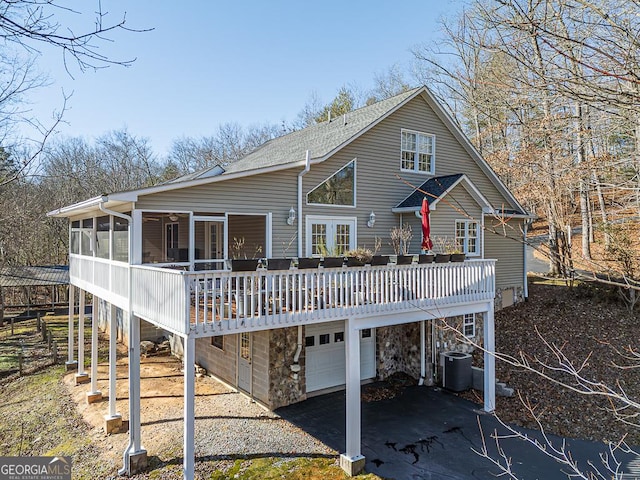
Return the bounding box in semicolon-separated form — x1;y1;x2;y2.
592;169;611;248
575;103;591;259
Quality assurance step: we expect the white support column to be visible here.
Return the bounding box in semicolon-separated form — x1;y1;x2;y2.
340;317;365;476
108;303;118;417
65;284;77;370
483;303;496;412
77;291;86;374
104;302;122;433
119;311;147;475
75;289;89;384
87;296;102;402
183;335;195;479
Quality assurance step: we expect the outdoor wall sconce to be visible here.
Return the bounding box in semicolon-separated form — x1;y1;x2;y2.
168;214;179;222
287;207;296;225
367;211;376;228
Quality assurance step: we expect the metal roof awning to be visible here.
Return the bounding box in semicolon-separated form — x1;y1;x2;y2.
0;266;69;288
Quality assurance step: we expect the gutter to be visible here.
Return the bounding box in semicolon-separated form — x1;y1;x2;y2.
292;151;311;376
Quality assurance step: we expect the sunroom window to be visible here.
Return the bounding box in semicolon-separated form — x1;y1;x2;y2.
401;130;434;174
307;160;355;206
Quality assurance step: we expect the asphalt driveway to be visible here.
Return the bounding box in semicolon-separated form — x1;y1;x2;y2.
278;384;639;479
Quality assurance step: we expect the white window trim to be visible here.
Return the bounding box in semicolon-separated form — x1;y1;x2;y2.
400;129;435;175
463;313;476;338
305;215;357;257
306;158;357;208
455;219;481;257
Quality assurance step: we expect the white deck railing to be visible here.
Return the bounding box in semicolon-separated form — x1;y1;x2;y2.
129;260;496;336
70;255;129;308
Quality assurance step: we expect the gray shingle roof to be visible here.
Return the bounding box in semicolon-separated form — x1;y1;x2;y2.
395;174;464;209
0;266;69;287
181;87;423;180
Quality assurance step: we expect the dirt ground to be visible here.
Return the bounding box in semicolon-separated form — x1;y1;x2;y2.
64;350;244;469
62;346;335;478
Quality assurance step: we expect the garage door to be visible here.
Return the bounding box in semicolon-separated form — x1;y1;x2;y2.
305;321;376;393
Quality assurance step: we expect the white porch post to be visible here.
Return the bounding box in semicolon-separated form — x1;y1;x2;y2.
104;302;122;434
340;317;365;476
87;296;102;402
77;291;85;373
483;303;496;412
75;290;89;384
183;335;195;479
119;312;147;475
129;313;146;454
65;284;77;370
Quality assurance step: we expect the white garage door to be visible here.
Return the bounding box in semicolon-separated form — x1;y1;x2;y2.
305;321;376;393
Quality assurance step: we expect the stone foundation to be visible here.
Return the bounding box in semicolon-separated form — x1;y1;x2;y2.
494;285;525;311
268;327;306;409
376;323;421;380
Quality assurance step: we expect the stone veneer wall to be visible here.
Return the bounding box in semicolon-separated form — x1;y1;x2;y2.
376;323;422;380
268;327;306;409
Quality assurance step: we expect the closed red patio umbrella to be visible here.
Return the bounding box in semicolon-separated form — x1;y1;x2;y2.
420;197;433;252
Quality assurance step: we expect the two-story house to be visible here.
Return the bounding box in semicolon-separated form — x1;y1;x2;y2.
48;86;529;477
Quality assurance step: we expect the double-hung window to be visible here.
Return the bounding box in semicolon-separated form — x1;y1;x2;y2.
463;313;476;337
401;129;435;174
455;220;480;256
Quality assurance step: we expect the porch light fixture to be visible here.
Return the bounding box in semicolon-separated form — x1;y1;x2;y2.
367;211;376;228
168;214;179;222
286;207;296;225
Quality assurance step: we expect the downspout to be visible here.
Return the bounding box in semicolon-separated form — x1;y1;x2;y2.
292;151;311;377
418;320;426;385
99;198;138;475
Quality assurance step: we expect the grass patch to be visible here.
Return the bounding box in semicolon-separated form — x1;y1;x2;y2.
208;457;381;480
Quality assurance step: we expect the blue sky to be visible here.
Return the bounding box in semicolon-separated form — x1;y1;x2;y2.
26;1;463;158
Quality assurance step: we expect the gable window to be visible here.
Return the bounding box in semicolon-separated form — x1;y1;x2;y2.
307;160;355;206
455;220;479;256
401;130;435;174
463;313;475;337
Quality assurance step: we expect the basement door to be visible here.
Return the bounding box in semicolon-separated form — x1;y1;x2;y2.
305;321;376;393
238;332;252;393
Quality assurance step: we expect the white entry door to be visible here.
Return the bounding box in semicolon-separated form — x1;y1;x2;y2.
305;321;376;393
238;332;252;393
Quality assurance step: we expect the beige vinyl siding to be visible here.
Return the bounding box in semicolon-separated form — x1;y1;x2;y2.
484;218;525;290
141;219;163;262
229;215;266;259
135;169;300;258
300;95;516;255
195;334;237;386
133;94;520;264
251;330;270;404
399;184;483;254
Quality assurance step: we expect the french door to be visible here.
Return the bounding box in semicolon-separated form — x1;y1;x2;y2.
306;216;356;257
